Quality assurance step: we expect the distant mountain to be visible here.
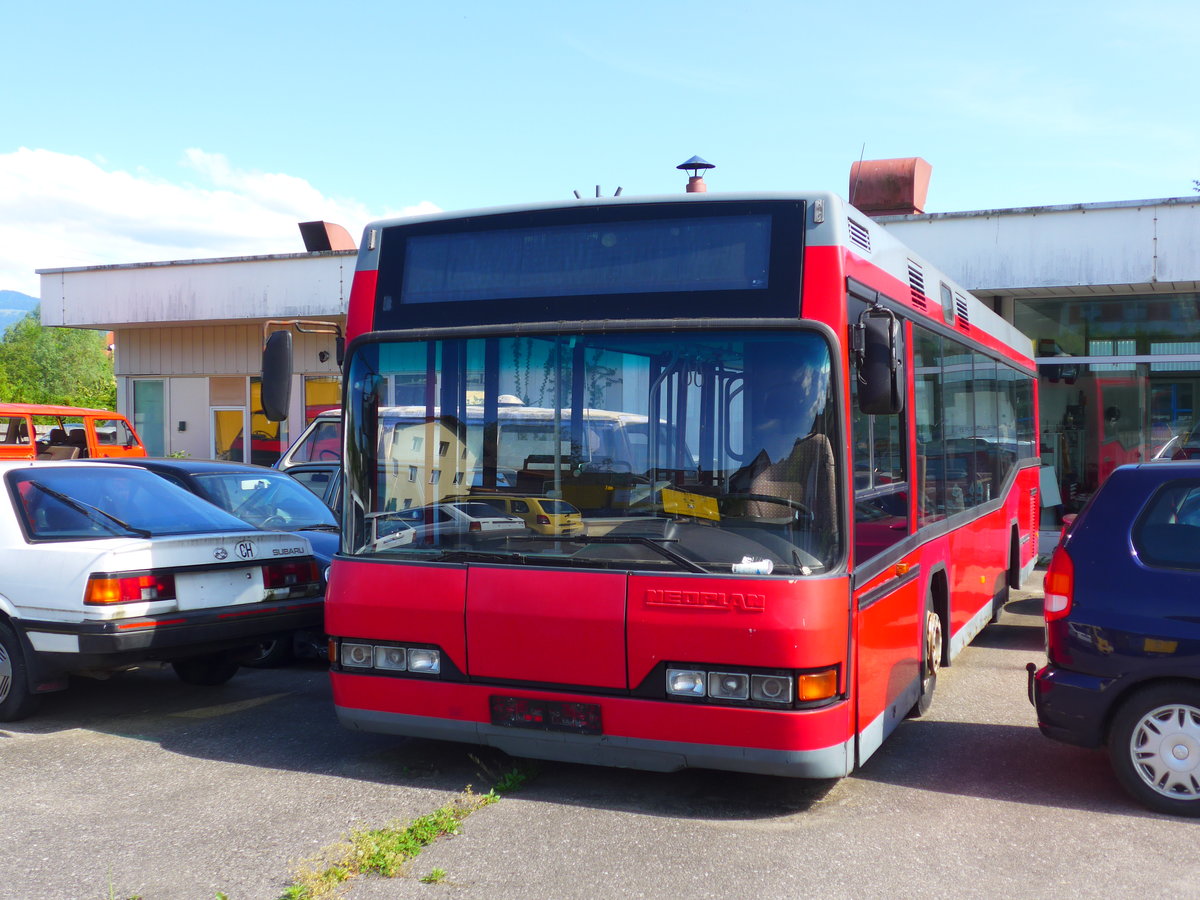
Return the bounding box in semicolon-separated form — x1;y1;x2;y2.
0;291;39;334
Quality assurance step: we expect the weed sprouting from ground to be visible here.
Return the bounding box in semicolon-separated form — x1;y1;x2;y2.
279;768;534;900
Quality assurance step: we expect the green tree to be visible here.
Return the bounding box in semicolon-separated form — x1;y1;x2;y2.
0;308;117;408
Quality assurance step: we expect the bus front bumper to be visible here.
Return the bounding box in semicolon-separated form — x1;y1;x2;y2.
332;672;855;779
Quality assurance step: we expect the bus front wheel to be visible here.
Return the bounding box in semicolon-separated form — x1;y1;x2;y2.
909;593;941;719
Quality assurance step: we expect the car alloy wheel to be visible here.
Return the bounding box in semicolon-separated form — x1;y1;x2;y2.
1110;685;1200;816
0;640;11;705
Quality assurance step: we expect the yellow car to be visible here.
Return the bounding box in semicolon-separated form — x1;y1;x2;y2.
469;495;583;536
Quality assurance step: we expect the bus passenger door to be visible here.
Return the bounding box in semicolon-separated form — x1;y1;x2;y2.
850;389;921;766
853;564;922;767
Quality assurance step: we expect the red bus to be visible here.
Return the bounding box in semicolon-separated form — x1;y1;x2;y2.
268;193;1039;777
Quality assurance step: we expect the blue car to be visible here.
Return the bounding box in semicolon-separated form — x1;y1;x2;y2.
82;457;337;666
1030;460;1200;816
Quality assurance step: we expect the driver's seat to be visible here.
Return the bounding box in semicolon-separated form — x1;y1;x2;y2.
744;433;837;546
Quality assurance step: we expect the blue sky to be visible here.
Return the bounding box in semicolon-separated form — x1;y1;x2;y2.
2;0;1198;296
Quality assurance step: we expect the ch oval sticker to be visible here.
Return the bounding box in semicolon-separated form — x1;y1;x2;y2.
235;541;257;560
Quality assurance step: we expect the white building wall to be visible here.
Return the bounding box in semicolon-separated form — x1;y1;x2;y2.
38;251;354;329
877;197;1200;295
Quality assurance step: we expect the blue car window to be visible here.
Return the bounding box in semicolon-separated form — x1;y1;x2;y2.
1133;480;1200;569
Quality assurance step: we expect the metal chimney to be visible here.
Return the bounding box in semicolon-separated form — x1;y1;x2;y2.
677;156;715;193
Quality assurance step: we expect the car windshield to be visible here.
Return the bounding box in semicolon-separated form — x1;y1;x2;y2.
342;329;841;574
9;466;252;539
190;471;339;530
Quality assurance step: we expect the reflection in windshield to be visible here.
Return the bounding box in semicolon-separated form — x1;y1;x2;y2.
11;468;253;539
192;472;338;530
344;330;840;574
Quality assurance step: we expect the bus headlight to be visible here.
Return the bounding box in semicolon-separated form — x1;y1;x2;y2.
751;674;794;704
341;642;374;668
336;640;442;677
709;671;750;700
374;646;408;671
662;663;838;709
407;648;441;674
666;668;706;696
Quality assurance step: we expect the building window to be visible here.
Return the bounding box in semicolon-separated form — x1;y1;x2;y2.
1016;293;1200;516
304;375;341;423
249;377;287;467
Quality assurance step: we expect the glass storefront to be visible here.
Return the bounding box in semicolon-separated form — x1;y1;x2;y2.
1015;293;1200;517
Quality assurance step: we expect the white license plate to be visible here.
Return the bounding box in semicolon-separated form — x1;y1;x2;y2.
175;566;263;610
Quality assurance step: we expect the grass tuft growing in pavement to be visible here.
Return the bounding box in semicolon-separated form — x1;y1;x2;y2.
278;765;534;900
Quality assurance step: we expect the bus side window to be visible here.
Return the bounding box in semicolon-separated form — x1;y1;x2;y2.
851;382;909;562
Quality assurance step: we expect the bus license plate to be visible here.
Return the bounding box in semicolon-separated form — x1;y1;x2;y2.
489;696;602;735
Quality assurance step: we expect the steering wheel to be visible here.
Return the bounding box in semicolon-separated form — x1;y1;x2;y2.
719;492;814;522
260;515;287;529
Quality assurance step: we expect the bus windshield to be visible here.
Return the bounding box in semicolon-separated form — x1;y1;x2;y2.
343;329;841;574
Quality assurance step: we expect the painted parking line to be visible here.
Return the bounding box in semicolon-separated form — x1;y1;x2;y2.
169;693;292;719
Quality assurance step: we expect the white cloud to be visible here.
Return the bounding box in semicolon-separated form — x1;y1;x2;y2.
0;148;440;297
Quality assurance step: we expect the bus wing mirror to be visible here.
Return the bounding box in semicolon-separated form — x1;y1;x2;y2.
262;330;293;422
853;308;904;415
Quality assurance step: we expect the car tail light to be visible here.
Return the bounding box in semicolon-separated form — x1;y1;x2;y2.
469;521;481;532
262;560;321;598
536;515;551;525
85;572;176;605
1043;546;1074;622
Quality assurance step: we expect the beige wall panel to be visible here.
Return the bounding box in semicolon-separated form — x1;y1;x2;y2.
168;378;210;458
210;377;245;407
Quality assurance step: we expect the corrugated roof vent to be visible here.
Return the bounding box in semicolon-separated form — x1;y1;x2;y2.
847;218;872;254
849;157;933;218
907;260;927;310
954;292;971;328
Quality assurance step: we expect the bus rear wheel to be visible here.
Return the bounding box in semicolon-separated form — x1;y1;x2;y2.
909;594;941;718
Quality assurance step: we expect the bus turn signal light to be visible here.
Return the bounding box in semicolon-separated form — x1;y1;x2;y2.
796;668;838;702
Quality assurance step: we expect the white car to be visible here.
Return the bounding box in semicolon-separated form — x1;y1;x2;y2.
0;461;325;720
386;501;525;546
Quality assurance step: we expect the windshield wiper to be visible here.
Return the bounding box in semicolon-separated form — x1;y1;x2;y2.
511;534;708;574
27;482;152;538
296;523;340;532
431;548;528;565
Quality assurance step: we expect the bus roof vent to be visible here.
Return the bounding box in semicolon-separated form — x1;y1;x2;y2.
907;260;927;310
954;292;971;328
847;218;872;254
